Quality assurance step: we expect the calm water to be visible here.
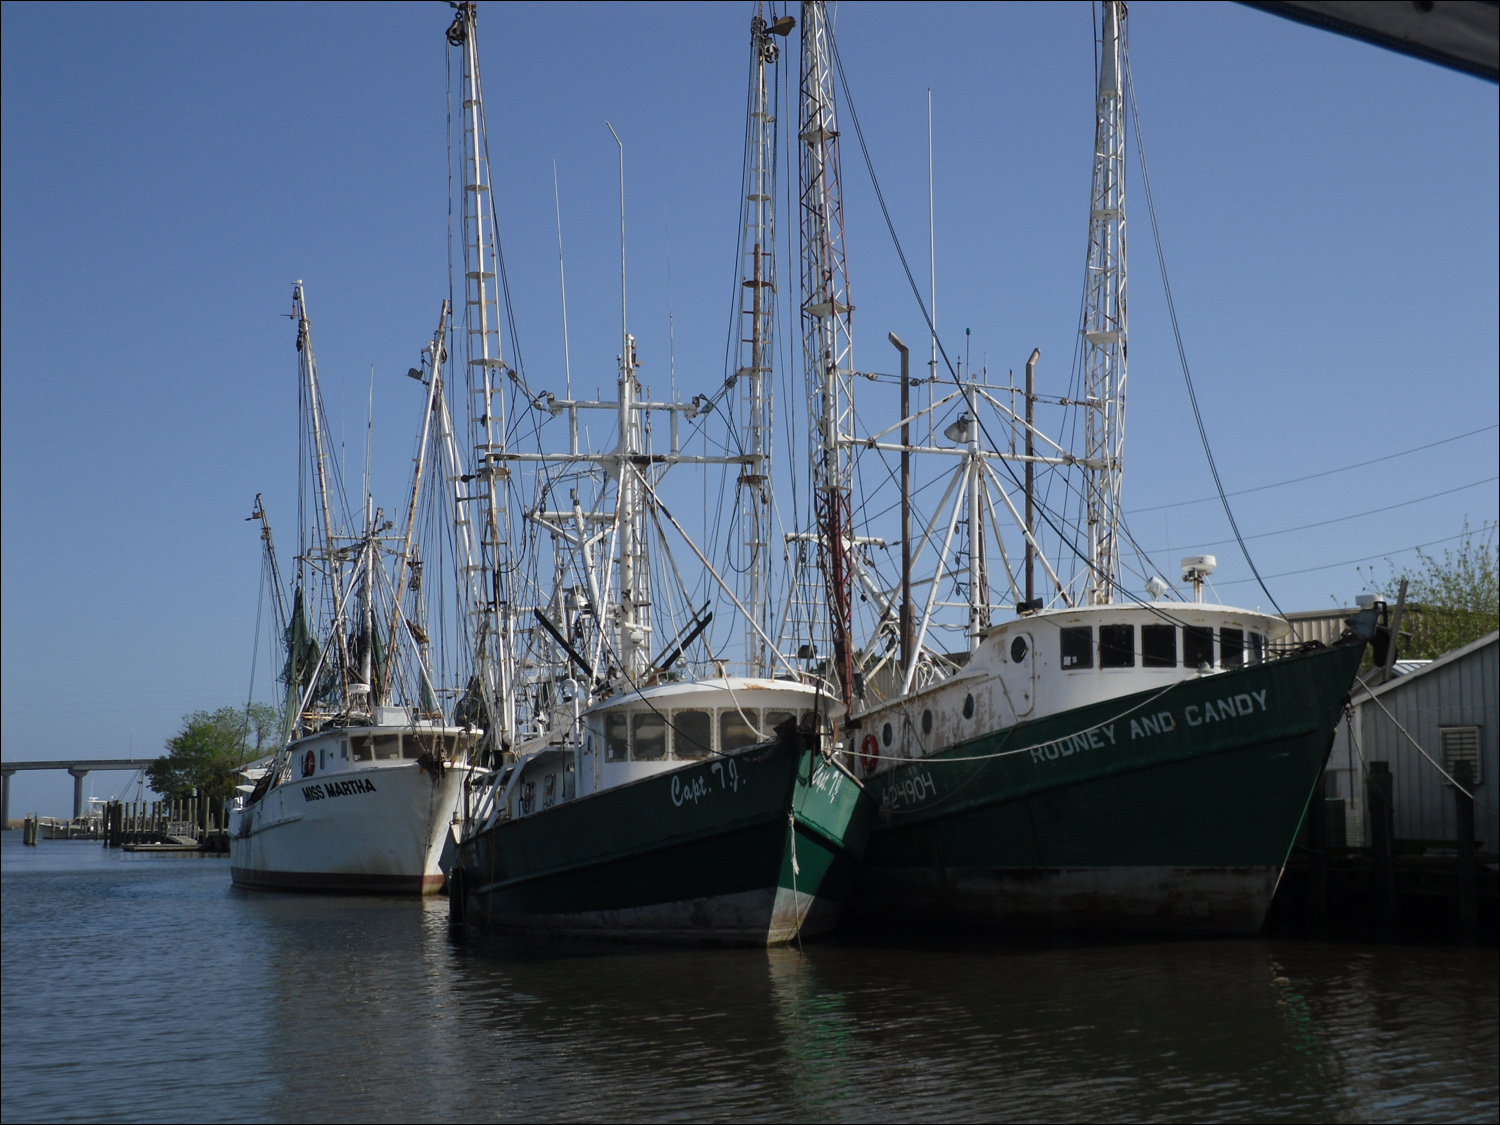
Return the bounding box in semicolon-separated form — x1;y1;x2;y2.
2;835;1495;1123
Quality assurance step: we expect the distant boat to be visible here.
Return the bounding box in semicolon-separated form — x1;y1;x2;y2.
229;286;472;894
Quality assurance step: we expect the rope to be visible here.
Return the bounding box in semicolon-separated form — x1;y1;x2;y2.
1123;53;1283;617
787;810;804;952
1352;682;1488;811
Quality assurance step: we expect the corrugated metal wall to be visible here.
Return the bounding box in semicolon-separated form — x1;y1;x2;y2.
1355;636;1498;849
1283;609;1355;646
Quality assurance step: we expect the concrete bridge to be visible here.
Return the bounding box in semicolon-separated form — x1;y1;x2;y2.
1;759;161;824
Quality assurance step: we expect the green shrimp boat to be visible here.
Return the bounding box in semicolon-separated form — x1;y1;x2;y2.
452;680;873;944
847;608;1366;935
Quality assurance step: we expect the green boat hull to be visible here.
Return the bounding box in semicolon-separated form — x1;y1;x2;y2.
455;733;873;945
849;643;1365;935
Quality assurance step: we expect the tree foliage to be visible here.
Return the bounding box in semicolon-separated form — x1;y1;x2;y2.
1365;520;1499;660
147;702;280;804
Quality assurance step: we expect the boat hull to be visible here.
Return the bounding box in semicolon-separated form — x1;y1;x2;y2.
229;762;465;895
849;643;1365;935
456;734;873;945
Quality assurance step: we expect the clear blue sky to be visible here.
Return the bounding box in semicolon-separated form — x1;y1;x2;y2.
3;1;1496;815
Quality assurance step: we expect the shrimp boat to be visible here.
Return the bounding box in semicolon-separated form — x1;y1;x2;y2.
442;3;870;943
810;2;1366;934
230;286;474;893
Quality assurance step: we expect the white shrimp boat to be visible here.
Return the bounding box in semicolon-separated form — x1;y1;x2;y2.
230;286;474;894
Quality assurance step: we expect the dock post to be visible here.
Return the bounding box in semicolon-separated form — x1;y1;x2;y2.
1367;761;1397;936
1453;759;1478;945
1307;774;1328;935
1;768;13;829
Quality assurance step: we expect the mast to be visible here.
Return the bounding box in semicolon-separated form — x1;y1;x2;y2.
736;6;790;676
1082;0;1128;604
291;282;351;706
799;0;856;710
382;302;449;702
449;1;514;742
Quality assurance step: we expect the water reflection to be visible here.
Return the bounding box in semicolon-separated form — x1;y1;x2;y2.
2;837;1495;1123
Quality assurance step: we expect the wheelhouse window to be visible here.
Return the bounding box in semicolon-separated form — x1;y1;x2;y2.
673;710;713;759
350;736;373;761
1142;624;1176;667
1247;632;1265;664
604;712;629;762
1183;626;1215;669
373;735;401;761
764;709;796;738
1220;628;1245;669
632;712;667;760
720;709;759;753
1060;626;1093;669
1099;624;1135;668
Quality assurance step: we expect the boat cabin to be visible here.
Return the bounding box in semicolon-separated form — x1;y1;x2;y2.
487;677;836;823
852;602;1294;773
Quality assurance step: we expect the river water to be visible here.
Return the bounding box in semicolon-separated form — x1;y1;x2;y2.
2;836;1494;1123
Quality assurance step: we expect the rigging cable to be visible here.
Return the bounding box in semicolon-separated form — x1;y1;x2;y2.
1122;52;1283;617
824;25;1213;635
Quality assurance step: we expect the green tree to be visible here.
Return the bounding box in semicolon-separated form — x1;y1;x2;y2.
1364;519;1499;660
147;702;280;804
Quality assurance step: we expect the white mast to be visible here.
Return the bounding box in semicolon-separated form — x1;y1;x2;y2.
1082;0;1128;604
450;1;514;742
735;6;789;676
799;0;856;710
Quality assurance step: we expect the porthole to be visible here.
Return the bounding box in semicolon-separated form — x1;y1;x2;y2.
963;693;975;719
882;722;893;747
922;709;933;734
1010;636;1028;663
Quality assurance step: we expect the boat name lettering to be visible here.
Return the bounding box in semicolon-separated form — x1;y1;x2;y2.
671;759;740;807
882;771;937;811
710;759;741;792
1184;690;1267;728
302;778;377;802
1128;712;1179;740
1030;724;1116;763
809;761;843;798
670;773;710;807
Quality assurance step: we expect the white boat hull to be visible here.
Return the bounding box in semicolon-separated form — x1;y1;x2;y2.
229;762;465;894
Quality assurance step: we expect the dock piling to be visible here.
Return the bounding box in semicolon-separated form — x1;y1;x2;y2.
1453;759;1478;945
1367;761;1397;937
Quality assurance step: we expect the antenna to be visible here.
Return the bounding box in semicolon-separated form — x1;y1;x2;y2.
364;363;374;520
605;120;627;356
665;205;676;394
927;87;937;390
553;161;572;398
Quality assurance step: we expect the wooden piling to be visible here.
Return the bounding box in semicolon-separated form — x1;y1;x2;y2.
1453;759;1478;945
1306;773;1328;934
1367;761;1397;936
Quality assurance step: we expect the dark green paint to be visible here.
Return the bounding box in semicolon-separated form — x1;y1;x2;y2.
859;643;1362;891
458;733;872;943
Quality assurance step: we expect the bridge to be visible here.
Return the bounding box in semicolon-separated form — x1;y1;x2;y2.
2;759;161;823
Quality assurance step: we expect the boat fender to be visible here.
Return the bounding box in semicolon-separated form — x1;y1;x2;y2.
302;749;316;778
859;733;879;775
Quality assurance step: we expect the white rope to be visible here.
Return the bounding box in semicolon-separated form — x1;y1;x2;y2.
1352;682;1484;806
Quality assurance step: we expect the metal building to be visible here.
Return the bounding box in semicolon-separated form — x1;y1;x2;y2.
1326;630;1498;851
